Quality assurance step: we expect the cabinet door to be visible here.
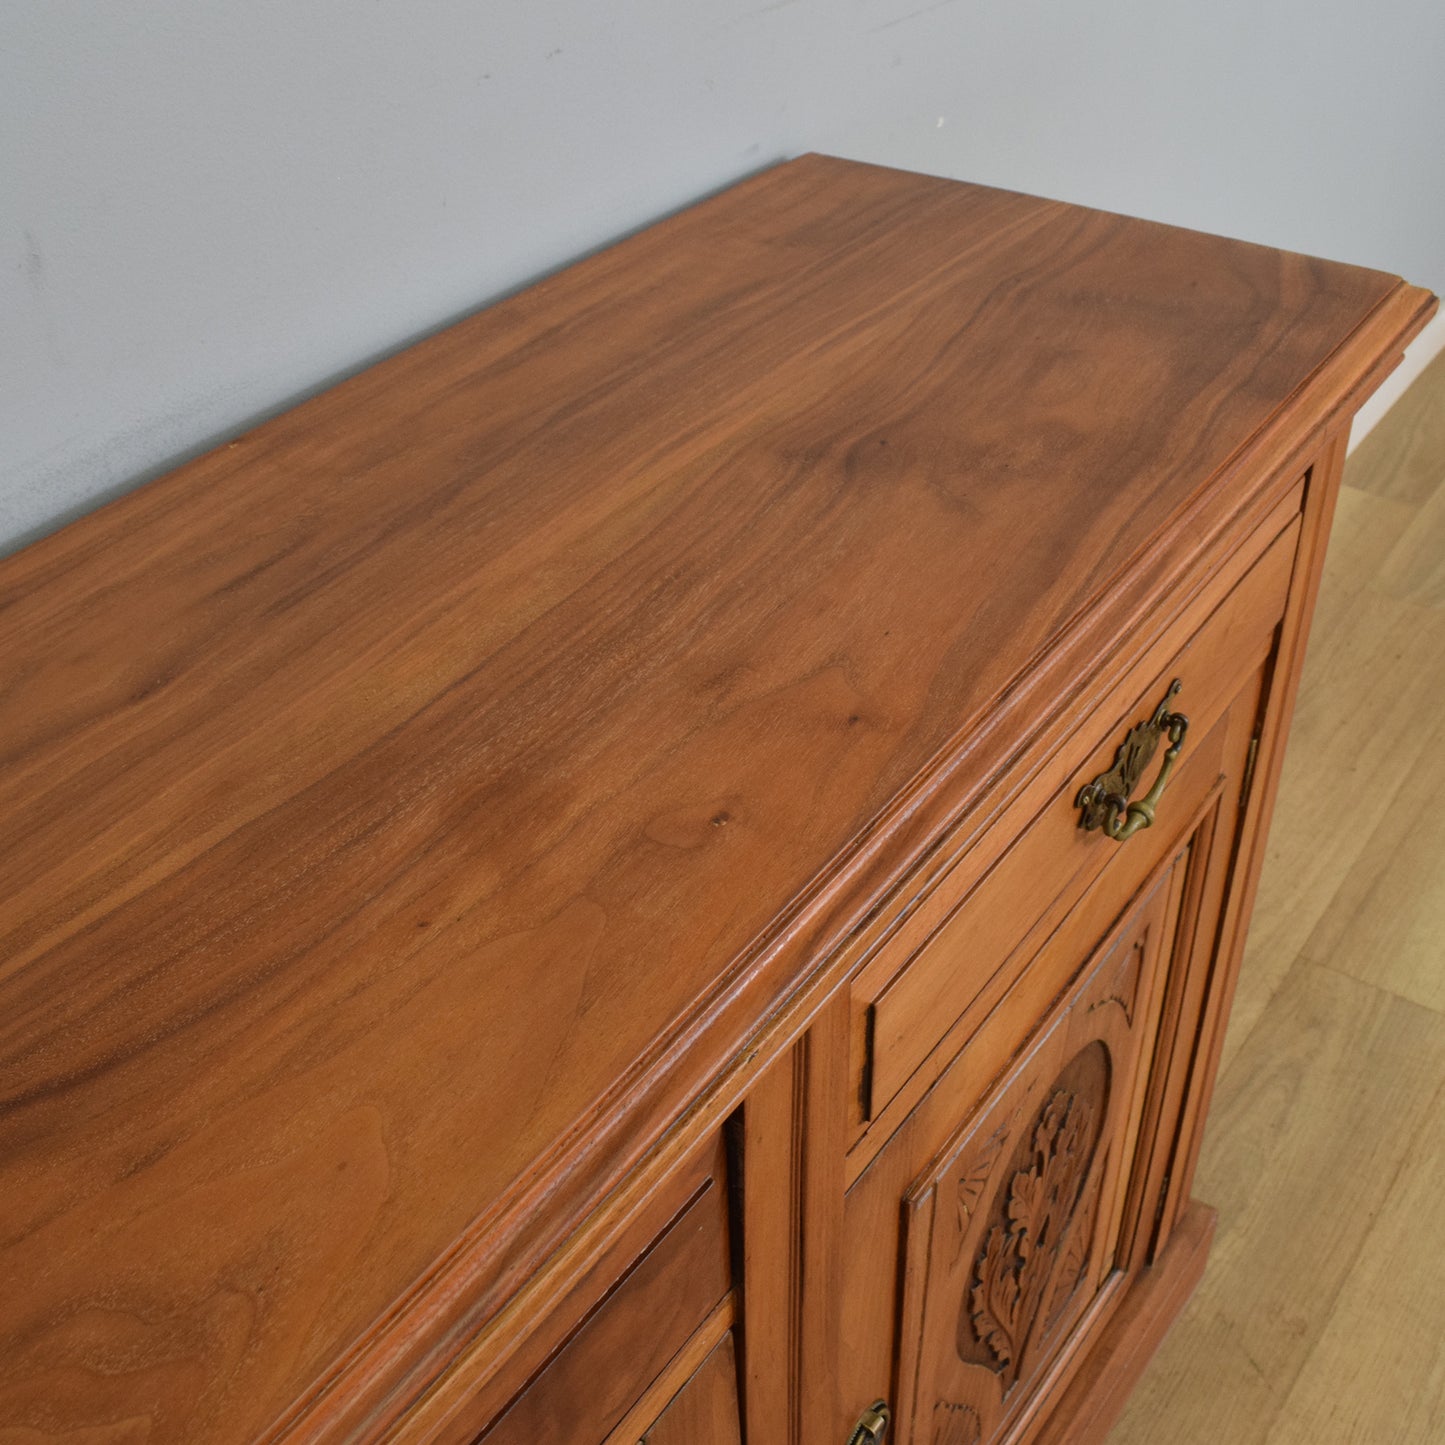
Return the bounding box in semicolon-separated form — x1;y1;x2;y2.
894;866;1181;1445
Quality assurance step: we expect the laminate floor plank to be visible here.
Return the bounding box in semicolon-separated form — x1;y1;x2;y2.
1300;702;1445;1013
1304;482;1414;640
1107;960;1445;1444
1261;1078;1445;1445
1221;359;1445;1078
1375;469;1445;608
1346;347;1445;507
1222;549;1445;1076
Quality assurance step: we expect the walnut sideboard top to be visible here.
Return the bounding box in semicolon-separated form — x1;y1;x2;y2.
0;154;1433;1443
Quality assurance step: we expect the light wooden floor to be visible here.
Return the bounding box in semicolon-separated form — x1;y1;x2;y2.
1109;350;1445;1444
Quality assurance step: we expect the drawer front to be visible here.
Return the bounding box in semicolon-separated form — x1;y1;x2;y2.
855;507;1300;1131
477;1136;732;1445
638;1332;743;1445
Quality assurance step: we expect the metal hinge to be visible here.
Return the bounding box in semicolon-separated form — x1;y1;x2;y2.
1146;1171;1174;1260
846;1401;891;1445
1240;734;1261;809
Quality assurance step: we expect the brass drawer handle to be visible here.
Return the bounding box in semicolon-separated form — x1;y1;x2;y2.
1076;679;1190;843
846;1401;891;1445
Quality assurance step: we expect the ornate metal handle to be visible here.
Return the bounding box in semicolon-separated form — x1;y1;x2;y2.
846;1401;891;1445
1076;679;1190;843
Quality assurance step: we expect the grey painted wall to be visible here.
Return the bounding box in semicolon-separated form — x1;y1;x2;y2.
4;0;1442;555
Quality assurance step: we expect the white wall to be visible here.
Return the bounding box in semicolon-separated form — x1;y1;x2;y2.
4;0;1442;554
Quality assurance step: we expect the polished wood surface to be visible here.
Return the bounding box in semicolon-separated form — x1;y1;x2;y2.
1108;349;1445;1444
0;154;1434;1442
476;1141;730;1445
642;1333;743;1445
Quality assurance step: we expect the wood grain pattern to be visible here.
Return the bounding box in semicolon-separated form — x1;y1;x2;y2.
1134;429;1354;1248
1297;700;1445;1011
475;1168;730;1445
1219;573;1445;1067
1121;664;1263;1261
1301;480;1415;640
0;153;1433;1441
1260;1090;1445;1444
641;1332;743;1445
599;1301;736;1445
1373;468;1445;607
1108;958;1445;1442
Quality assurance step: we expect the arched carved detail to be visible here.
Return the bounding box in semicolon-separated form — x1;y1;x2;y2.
1086;938;1147;1025
950;1120;1010;1268
931;1401;983;1445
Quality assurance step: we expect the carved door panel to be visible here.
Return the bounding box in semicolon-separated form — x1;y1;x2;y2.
894;864;1183;1445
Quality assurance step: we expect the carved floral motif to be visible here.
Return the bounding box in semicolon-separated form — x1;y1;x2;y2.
967;1087;1096;1389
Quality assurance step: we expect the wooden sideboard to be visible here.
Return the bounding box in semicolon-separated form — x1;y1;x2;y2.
0;155;1434;1445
